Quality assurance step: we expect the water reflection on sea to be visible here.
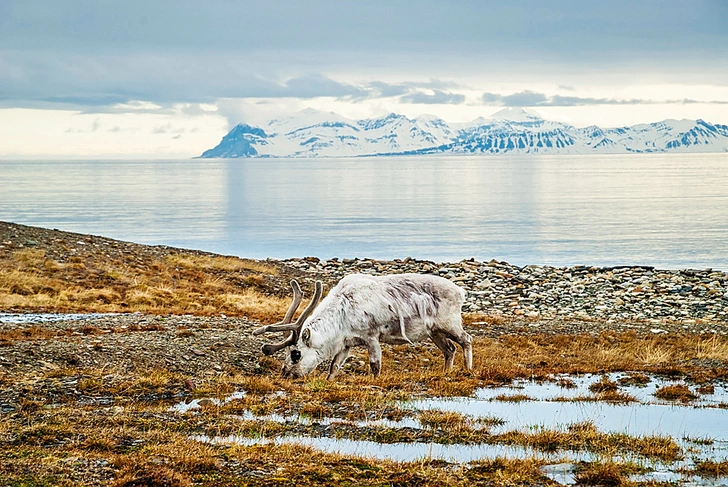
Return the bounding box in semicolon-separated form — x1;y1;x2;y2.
1;154;727;269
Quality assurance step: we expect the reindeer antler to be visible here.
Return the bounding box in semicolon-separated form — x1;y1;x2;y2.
252;279;303;336
256;280;323;356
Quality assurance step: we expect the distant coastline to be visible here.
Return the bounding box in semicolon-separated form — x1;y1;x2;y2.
199;108;728;159
2;221;726;326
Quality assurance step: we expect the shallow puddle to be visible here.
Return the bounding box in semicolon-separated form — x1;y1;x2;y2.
196;433;589;464
540;463;577;485
0;312;118;324
539;463;728;487
169;391;246;413
474;373;728;407
410;373;728;445
197;433;728;486
179;372;728;484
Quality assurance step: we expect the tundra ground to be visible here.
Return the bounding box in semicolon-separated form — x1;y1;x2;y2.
1;222;727;486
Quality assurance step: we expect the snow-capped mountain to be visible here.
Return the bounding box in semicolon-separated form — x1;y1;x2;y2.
199;108;728;158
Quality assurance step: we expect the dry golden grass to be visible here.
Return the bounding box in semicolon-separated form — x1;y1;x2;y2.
595;390;639;403
0;247;290;321
588;377;619;394
418;410;472;430
0;325;68;346
466;458;547;484
238;375;279;395
4;327;724;487
165;253;278;275
494;393;532;402
468;333;728;384
653;384;698;402
8;400;674;475
63;331;723;410
574;462;628;486
693;334;728;360
616;373;651;387
692;459;728;477
494;421;680;462
0;405;557;486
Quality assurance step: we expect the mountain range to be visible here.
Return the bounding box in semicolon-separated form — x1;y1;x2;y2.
199;107;728;158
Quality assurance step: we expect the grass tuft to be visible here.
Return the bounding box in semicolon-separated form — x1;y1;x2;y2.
617;373;651;387
654;384;698;402
692;459;728;477
494;393;532;403
240;376;278;395
588;377;618;394
418;410;471;430
112;464;190;487
574;463;627;486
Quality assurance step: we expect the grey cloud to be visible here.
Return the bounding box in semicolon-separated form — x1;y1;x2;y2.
367;80;465;99
0;48;468;111
2;1;726;63
284;75;369;100
551;95;646;106
676;99;728;105
367;81;411;98
0;50;375;110
152;124;172;134
152;124;187;134
400;90;465;105
64;117;101;133
482;91;548;106
482;91;728;106
2;1;728;111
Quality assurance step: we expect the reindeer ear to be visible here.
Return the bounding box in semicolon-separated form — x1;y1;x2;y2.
301;328;311;347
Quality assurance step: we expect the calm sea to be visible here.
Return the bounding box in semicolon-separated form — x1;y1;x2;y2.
1;154;727;270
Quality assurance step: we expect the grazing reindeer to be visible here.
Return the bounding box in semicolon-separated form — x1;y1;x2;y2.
254;274;472;379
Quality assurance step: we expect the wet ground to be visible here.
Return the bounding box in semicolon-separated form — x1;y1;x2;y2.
0;312;119;324
173;373;728;485
3;310;728;485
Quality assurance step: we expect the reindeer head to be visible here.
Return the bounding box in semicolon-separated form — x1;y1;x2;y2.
253;279;323;378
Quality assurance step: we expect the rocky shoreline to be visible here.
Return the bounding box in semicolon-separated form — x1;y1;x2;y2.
1;221;727;327
1;221;726;380
278;256;728;326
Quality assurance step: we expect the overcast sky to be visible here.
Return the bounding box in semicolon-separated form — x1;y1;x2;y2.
1;0;727;157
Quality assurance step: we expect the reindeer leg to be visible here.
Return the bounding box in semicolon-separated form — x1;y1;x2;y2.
447;330;473;370
431;333;456;371
440;313;473;371
461;332;473;370
327;347;351;380
365;339;382;377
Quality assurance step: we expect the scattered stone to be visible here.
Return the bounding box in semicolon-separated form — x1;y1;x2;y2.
276;257;727;324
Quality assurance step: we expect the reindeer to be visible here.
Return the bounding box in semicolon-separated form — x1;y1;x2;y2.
254;274;472;379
